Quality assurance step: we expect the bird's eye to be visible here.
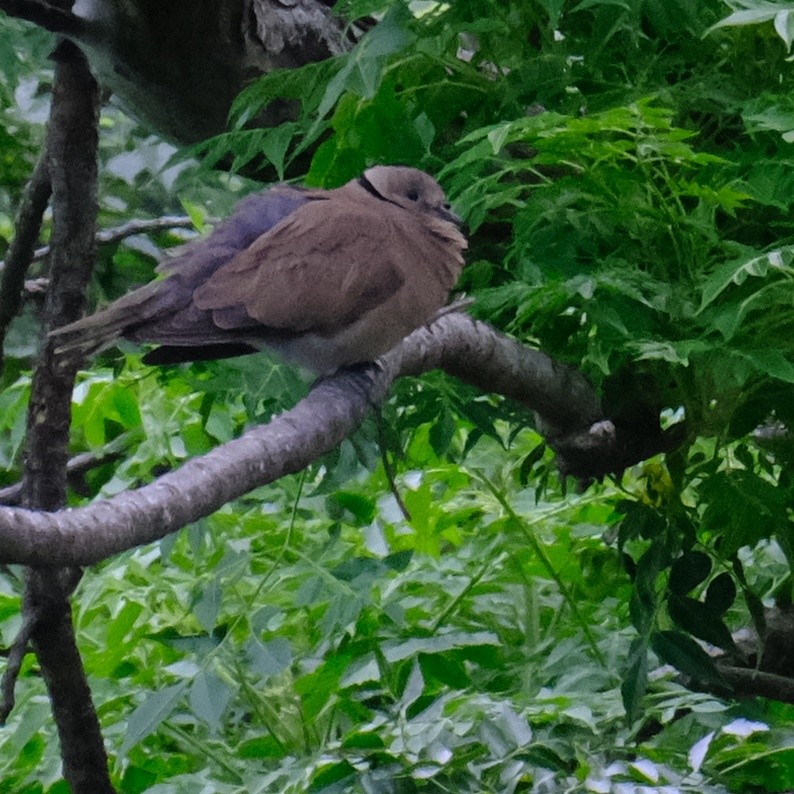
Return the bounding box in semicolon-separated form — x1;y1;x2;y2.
406;190;419;201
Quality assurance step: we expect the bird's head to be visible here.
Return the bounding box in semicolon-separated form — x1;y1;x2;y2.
360;166;462;226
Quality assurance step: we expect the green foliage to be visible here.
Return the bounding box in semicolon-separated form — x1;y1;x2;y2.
1;0;794;791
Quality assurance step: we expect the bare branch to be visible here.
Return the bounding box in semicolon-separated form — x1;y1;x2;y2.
0;432;133;506
0;612;36;724
0;215;203;276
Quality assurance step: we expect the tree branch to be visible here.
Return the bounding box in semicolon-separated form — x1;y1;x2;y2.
716;664;794;705
0;215;201;276
0;150;51;373
0;431;132;506
0;313;678;568
0;610;35;724
13;38;115;793
0;0;86;36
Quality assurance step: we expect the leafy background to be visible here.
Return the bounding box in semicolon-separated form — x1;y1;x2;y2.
0;0;793;791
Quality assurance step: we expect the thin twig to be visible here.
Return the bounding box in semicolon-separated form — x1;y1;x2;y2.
0;431;134;506
0;149;51;371
0;613;36;724
376;411;411;521
474;469;609;668
0;215;201;275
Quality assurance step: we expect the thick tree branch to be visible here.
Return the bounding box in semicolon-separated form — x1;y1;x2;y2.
0;0;86;35
0;313;678;568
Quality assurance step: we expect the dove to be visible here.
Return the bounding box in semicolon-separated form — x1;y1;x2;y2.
52;166;467;374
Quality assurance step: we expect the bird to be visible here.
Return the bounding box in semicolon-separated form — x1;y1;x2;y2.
51;166;467;375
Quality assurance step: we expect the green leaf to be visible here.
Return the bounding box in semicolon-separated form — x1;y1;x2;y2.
619;501;665;549
705;573;737;615
179;198;208;233
702;470;789;556
238;736;284;759
189;671;233;732
121;683;188;755
382;631;499;662
667;595;737;652
246;638;292;678
309;760;356;792
739;350;794;384
192;579;222;633
296;651;352;720
698;248;794;312
621;637;649;721
428;407;456;456
668;551;712;596
650;630;722;684
327;491;376;524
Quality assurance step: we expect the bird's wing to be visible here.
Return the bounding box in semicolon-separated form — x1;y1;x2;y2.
192;198;411;335
50;185;312;355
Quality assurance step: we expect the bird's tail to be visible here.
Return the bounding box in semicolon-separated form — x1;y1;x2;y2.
49;280;164;357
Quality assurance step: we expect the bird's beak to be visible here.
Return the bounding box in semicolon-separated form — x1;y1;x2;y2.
439;204;463;227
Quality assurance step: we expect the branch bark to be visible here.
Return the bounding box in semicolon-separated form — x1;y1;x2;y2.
0;313;679;568
716;664;794;705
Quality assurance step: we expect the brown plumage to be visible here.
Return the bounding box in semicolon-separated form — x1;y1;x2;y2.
52;166;467;374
